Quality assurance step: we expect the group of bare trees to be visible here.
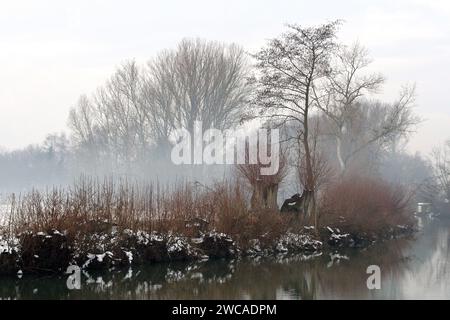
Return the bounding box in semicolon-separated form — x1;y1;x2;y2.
1;23;426;219
248;21;341;220
68;39;250;174
246;21;420;225
314;43;419;175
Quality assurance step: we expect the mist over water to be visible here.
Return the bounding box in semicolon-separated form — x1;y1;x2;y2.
0;216;447;300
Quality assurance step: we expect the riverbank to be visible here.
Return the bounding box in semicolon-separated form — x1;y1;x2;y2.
0;177;417;276
1;216;448;300
0;221;415;276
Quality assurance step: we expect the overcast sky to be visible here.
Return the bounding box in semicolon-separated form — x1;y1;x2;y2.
0;0;449;155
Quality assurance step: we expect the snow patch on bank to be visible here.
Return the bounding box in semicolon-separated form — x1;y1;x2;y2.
0;235;19;254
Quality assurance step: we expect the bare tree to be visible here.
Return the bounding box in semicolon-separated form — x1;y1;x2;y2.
96;60;148;163
69;61;149;169
236;143;288;210
147;38;251;135
431;140;450;202
141;54;178;157
250;21;341;222
315;43;419;174
68;95;95;147
68;95;101;164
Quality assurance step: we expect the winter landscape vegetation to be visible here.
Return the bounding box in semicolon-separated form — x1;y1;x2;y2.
0;1;449;300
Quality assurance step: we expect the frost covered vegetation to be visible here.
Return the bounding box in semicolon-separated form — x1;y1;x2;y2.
0;177;414;275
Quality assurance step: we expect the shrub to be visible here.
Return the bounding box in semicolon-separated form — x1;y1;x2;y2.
319;175;414;234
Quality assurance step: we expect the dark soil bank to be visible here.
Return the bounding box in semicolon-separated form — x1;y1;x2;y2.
0;224;415;276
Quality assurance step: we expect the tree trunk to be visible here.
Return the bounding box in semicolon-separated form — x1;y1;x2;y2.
265;184;279;209
302;84;317;228
250;182;279;210
336;135;346;175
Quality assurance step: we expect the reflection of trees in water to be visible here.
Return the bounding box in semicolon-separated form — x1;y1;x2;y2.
426;227;449;284
0;257;319;299
314;239;411;299
0;248;407;300
0;274;71;300
396;219;449;299
2;221;449;299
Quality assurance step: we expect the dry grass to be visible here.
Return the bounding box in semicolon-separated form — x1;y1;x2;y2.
4;177;291;248
319;175;415;233
3;174;415;250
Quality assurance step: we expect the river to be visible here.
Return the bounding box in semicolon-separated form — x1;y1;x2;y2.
0;215;448;300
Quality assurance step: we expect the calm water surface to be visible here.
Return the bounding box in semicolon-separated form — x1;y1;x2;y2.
0;215;448;300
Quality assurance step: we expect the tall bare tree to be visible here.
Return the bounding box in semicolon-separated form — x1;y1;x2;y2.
69;61;148;169
250;21;341;222
147;38;251;135
315;43;419;174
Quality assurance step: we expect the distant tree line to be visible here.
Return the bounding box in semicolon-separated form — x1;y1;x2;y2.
0;133;70;194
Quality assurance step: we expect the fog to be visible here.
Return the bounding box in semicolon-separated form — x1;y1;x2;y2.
0;1;449;212
1;4;450;303
1;1;450;154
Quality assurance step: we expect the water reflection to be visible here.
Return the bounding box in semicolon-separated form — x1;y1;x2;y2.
0;217;448;300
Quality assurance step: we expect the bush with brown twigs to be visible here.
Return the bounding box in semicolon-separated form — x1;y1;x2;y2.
319;175;415;235
4;177;291;253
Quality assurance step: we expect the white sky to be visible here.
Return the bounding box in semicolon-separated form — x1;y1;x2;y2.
0;0;449;155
